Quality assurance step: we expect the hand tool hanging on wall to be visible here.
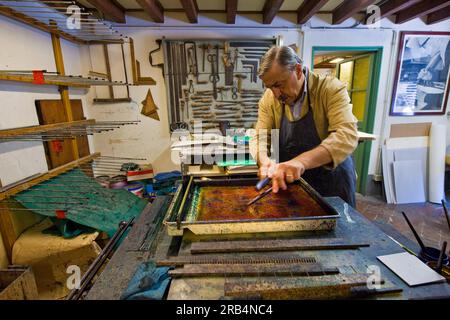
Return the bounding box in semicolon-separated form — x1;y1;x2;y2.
188;79;195;94
182;88;190;120
243;48;269;52
170;43;180;122
170;122;189;131
223;41;234;86
234;74;247;93
207;53;219;100
229;42;273;48
185;41;207;84
215;45;220;79
181;43;187;86
165;42;176;123
231;82;238;100
233;48;239;71
199;44;208;72
242;60;258;83
242;89;263;94
243;66;255;83
187;46;197;78
149;39;164;76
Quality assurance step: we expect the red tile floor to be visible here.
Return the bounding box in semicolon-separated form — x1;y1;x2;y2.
356;194;450;253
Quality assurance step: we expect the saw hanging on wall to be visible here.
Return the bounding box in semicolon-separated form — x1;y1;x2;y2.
141;89;160;121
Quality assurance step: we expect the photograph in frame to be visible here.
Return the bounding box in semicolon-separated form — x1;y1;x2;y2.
390;31;450;116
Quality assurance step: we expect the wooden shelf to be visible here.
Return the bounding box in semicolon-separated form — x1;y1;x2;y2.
0;119;139;141
0;5;124;45
0;120;95;138
0;153;100;200
0;72;133;89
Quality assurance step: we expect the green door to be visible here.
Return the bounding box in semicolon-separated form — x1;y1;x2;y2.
336;54;375;193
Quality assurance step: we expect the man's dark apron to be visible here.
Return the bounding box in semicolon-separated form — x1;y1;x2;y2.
278;84;357;208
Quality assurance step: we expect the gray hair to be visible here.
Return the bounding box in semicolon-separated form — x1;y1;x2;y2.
258;46;303;77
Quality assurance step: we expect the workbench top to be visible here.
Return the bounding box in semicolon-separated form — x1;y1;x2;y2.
86;196;450;300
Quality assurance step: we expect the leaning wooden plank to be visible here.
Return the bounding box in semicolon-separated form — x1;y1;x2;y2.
0;153;100;201
0;120;96;138
224;274;385;299
169;263;339;278
190;238;370;254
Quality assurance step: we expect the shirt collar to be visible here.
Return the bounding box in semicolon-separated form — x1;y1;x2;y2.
290;67;308;108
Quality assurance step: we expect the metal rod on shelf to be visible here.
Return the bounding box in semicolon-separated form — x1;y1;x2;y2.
12;195;90;200
21;189;104;194
0;208;68;212
2;200;84;205
1;5;83;10
90;159;137;163
7;10;91;15
29;181;103;186
99;156;147;161
0;0;75;3
0;70;59;74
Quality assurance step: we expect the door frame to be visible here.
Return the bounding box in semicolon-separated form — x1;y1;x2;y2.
311;46;383;194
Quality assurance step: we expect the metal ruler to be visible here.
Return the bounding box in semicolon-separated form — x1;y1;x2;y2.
190;238;370;254
169;263;339;278
156;255;317;267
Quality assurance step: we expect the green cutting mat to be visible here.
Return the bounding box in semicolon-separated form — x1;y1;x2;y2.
216;159;256;167
15;169;147;237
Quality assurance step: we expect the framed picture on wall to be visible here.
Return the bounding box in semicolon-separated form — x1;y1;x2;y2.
390;31;450;116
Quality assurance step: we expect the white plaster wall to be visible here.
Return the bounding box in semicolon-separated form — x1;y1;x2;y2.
0;15;92;186
301;15;450;176
87;13;302;173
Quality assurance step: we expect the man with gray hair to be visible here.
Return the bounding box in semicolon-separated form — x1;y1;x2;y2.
250;46;358;207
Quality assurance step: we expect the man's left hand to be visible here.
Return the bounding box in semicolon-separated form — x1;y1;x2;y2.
268;159;306;193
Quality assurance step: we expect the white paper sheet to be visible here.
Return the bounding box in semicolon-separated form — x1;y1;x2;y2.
429;124;446;203
393;160;426;204
377;252;446;287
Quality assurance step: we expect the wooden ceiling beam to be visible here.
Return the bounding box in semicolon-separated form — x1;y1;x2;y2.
377;0;421;19
396;0;450;24
263;0;284;24
136;0;164;23
426;7;450;24
332;0;376;24
87;0;126;23
180;0;199;23
226;0;238;24
297;0;329;24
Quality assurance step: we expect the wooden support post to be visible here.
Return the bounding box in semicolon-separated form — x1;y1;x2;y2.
51;32;80;160
103;44;114;99
0;202;16;263
129;38;138;84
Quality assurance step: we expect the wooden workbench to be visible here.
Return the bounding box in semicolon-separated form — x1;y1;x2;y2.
86;196;450;300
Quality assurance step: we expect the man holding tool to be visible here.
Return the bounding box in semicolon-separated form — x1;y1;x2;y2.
250;46;358;207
